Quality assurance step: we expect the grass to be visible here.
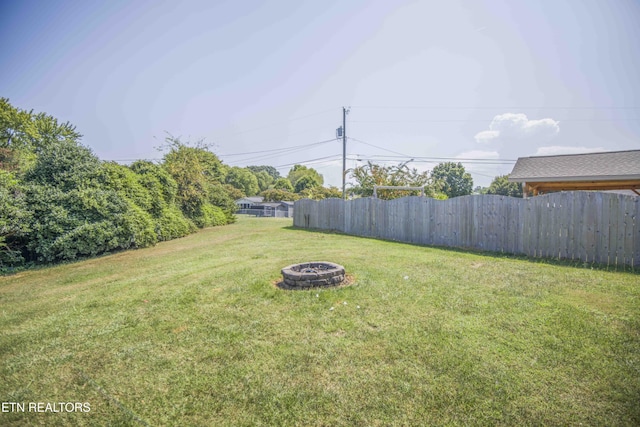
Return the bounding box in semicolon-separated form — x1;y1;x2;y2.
1;216;639;426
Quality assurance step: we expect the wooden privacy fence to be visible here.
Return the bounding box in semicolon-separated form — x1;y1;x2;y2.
294;193;640;268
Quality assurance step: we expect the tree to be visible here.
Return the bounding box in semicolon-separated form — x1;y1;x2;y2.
299;185;342;200
1;97;81;175
273;177;294;192
486;174;523;198
247;165;280;181
161;136;234;225
260;188;300;202
225;167;259;196
25;139;101;191
253;170;274;192
287;164;323;188
349;161;443;199
474;186;488;195
430;162;473;198
0;97;38;150
294;174;320;193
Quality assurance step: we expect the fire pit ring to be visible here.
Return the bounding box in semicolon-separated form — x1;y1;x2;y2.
281;261;345;289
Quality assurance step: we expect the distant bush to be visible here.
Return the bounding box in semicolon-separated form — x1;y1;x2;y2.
101;161;196;241
24;185;157;262
192;203;227;228
155;205;197;241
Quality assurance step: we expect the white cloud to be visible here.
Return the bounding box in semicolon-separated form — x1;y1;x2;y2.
475;113;559;144
474;130;500;144
534;146;606;156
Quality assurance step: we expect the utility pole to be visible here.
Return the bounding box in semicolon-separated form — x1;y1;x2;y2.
342;106;349;199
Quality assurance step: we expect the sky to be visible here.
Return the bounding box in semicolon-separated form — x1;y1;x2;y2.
1;0;639;188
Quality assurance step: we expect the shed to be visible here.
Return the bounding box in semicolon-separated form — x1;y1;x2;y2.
508;150;640;196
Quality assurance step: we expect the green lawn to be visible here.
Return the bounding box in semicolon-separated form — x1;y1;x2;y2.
1;216;639;426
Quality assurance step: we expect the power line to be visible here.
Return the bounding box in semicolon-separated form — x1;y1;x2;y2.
351;154;516;163
350;119;638;124
213;108;338;137
219;139;335;157
273;154;342;169
350;105;640;110
471;171;505;179
348;137;412;157
225;139;338;165
350;157;515;165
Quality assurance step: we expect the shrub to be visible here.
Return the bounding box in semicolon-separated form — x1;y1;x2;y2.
0;170;30;267
155;205;197;241
24;185;158;262
101;161;196;241
192;203;227;228
25;139;101;191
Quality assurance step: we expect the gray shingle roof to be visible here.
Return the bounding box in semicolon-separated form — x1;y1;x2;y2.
509;150;640;182
236;196;264;203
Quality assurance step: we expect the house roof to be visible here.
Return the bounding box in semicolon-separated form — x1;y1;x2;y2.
508;150;640;183
236;196;264;204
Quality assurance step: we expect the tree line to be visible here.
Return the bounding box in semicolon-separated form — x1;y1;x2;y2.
0;99;341;270
1;98;520;270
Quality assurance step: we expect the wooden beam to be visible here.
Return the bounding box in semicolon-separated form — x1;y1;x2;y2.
525;179;640;194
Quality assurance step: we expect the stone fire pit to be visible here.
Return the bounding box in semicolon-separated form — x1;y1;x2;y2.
281;261;345;289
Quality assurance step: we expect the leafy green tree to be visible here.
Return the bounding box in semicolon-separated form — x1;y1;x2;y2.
247;165;280;181
294;174;320;193
287;164;323;188
219;184;244;202
474;186;488;195
0;97;38;150
130;160;180;214
486;174;523;198
161;136;234;225
25;139;101;191
253;170;274;192
1;98;81;175
350;161;442;199
226;166;259;196
273;177;294;192
299;185;342;200
430;162;473;198
260;188;300;202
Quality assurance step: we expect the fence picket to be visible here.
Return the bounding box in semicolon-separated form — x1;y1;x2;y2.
293;193;640;268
